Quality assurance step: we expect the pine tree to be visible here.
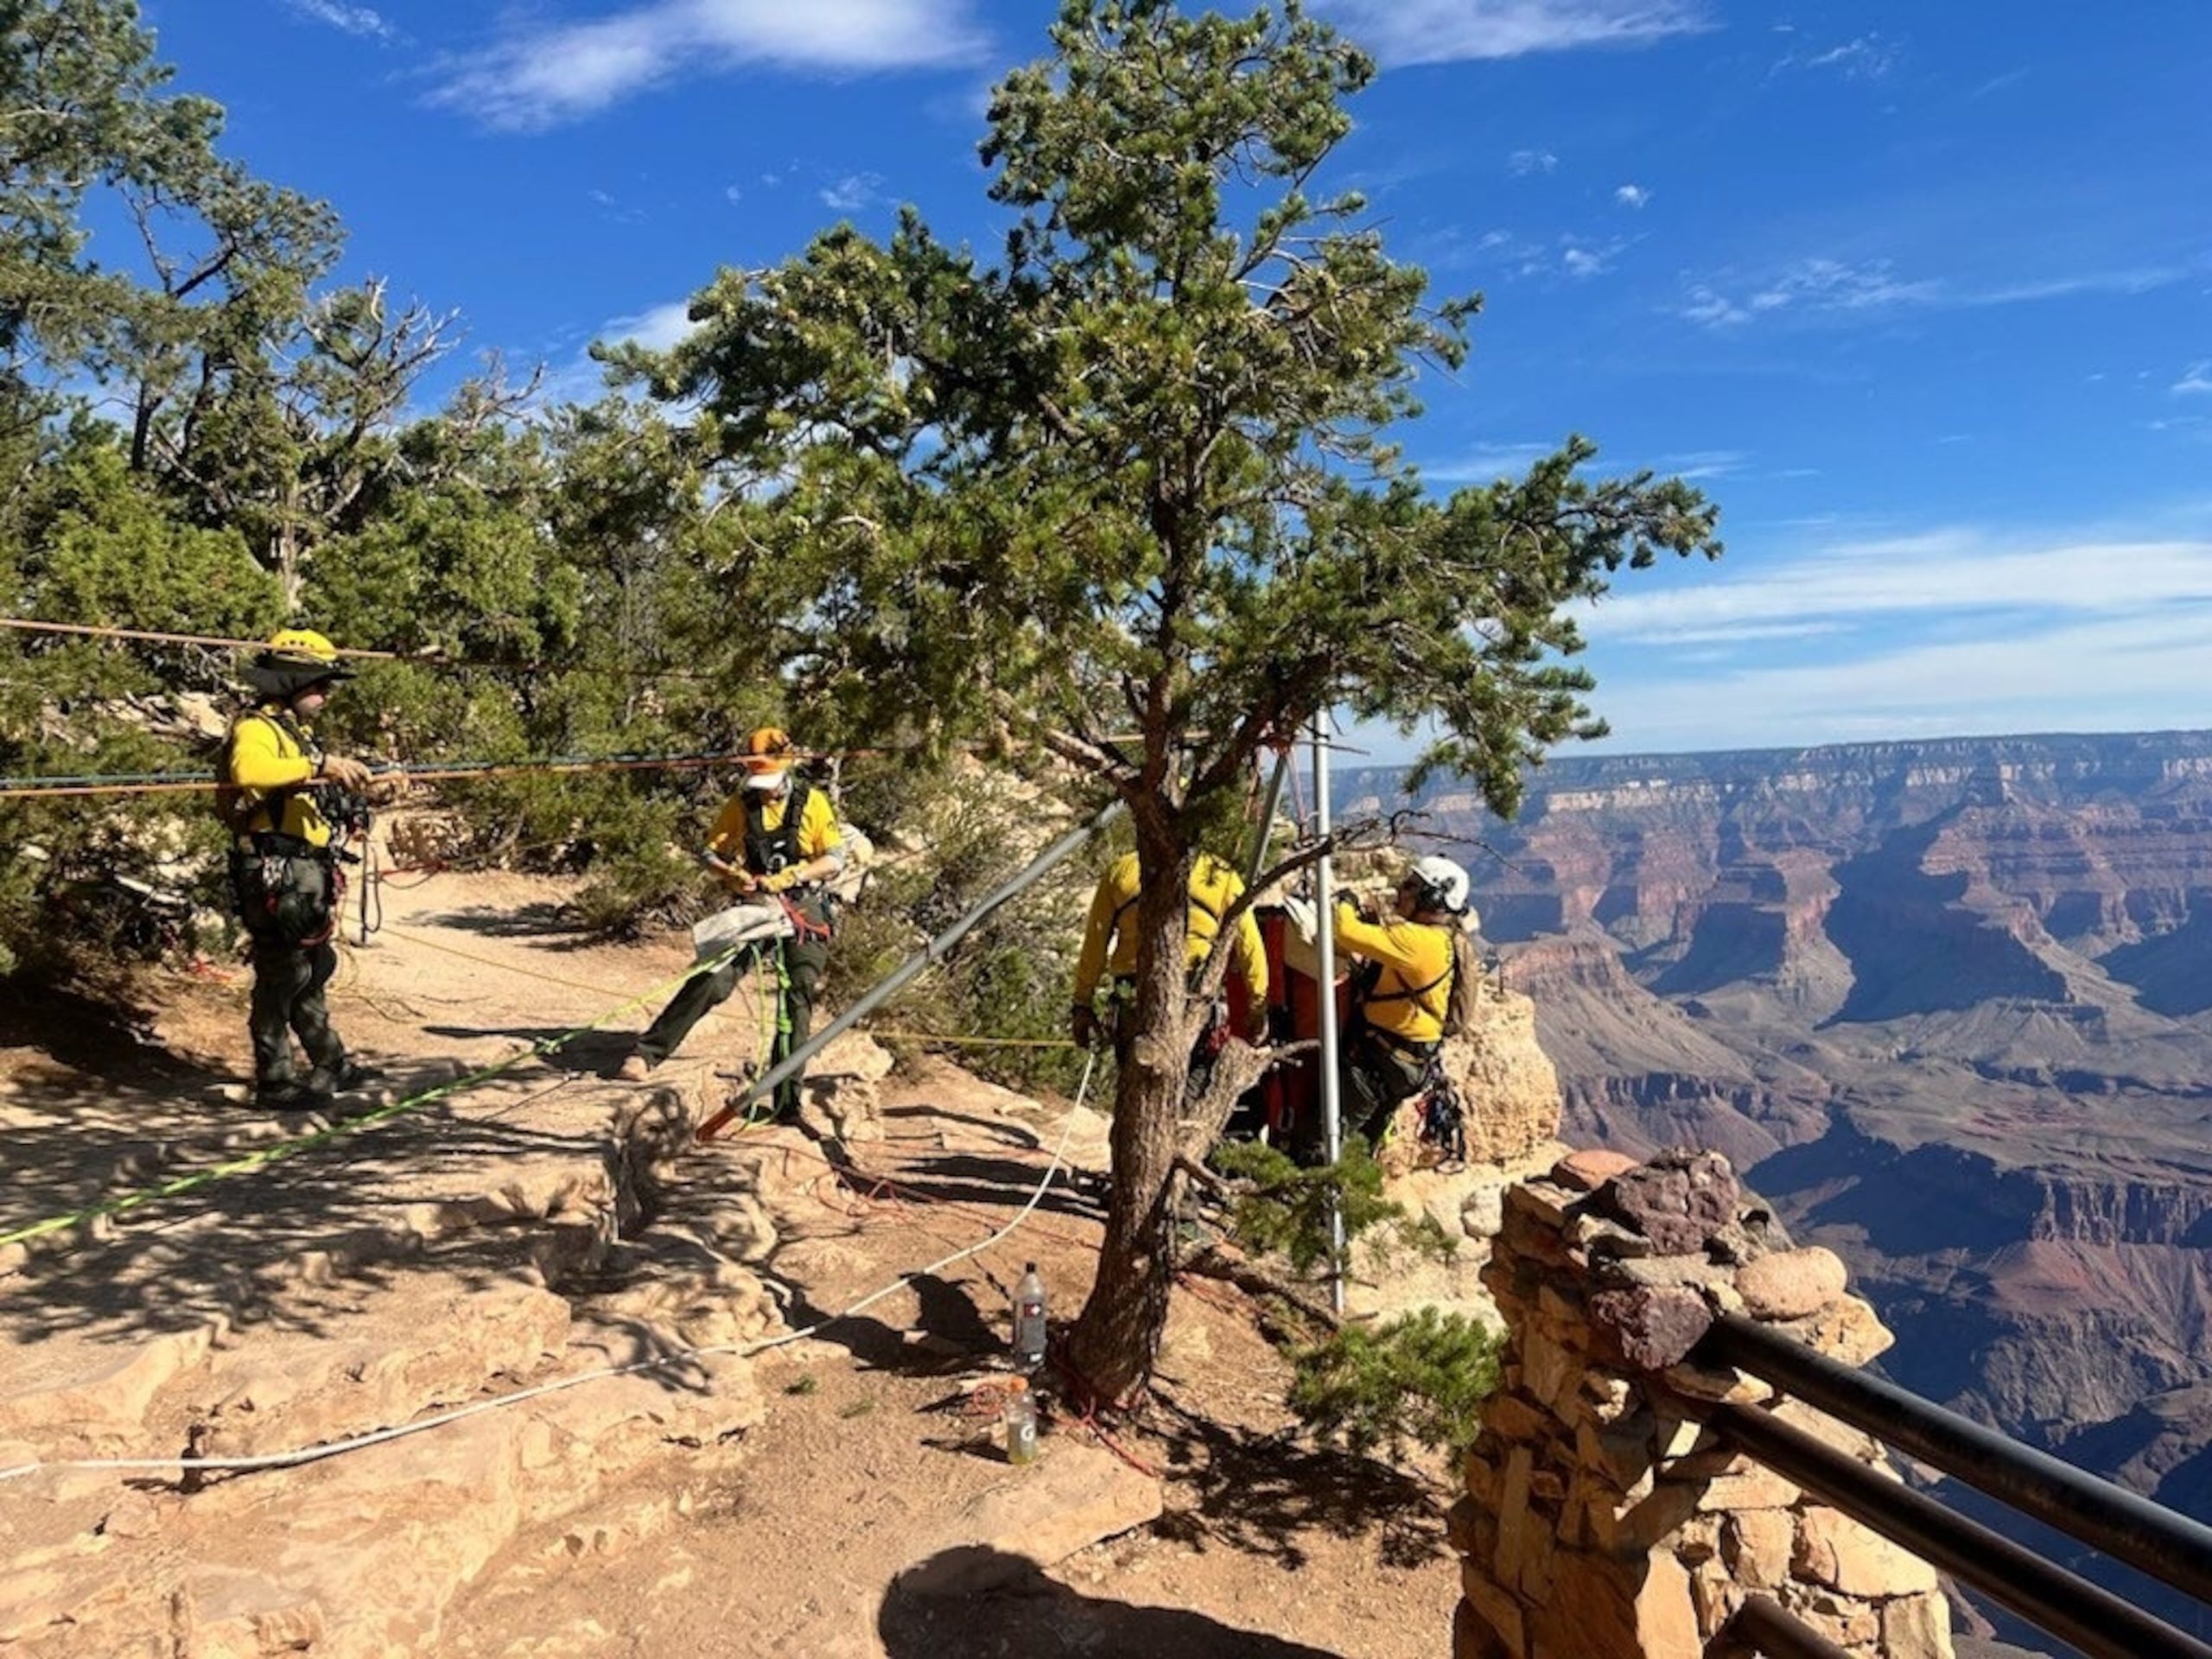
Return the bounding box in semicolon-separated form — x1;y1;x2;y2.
611;0;1721;1403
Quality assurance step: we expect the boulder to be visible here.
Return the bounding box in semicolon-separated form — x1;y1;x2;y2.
1601;1151;1741;1255
1590;1285;1713;1371
1736;1248;1848;1321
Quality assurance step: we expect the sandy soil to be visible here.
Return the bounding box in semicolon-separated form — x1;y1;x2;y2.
3;871;1460;1659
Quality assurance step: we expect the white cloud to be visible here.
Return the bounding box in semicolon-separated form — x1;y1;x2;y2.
2176;361;2212;396
1589;607;2212;753
282;0;397;41
1325;0;1711;67
1653;449;1745;480
1508;148;1559;175
1562;244;1606;278
1614;183;1650;209
432;0;988;130
724;184;744;204
606;299;702;353
1584;530;2212;645
536;297;705;408
1427;441;1558;483
1677;257;2183;330
819;171;885;212
1800;35;1897;79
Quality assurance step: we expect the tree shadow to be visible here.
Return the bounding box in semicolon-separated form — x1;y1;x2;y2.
756;1261;999;1376
1146;1392;1451;1573
407;902;597;948
418;1026;638;1071
880;1548;1342;1657
880;1102;1047;1149
864;1150;1105;1228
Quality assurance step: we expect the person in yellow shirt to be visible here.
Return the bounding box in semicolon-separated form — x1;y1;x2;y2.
619;728;846;1119
1333;854;1470;1149
220;629;378;1110
1070;849;1269;1060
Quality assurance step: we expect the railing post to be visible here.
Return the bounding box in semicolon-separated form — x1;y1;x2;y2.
1449;1147;1955;1659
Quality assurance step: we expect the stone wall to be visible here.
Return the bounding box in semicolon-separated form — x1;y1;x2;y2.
1449;1147;1955;1659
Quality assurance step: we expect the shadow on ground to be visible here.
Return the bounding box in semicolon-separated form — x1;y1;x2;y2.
1149;1392;1450;1573
879;1548;1341;1657
0;988;637;1352
408;901;592;944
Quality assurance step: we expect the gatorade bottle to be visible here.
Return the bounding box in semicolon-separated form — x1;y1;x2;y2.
1002;1377;1039;1466
1012;1262;1048;1372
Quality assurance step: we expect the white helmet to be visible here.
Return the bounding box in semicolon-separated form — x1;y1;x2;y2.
1406;854;1471;917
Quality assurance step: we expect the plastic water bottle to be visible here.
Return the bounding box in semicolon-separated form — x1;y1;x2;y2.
1012;1262;1048;1372
1002;1377;1039;1465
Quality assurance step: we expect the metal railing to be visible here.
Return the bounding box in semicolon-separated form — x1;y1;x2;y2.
1690;1312;2212;1659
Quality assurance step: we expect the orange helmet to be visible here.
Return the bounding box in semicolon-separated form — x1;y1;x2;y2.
741;725;797;791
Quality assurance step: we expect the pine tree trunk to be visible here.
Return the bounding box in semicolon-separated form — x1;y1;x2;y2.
1062;830;1198;1406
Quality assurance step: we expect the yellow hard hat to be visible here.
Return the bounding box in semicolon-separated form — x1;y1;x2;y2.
249;626;353;696
266;627;341;664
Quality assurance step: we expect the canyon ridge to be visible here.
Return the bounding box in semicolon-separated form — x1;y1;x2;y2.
1343;728;2212;1650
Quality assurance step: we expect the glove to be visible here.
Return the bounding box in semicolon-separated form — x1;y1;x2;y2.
762;869;797;895
1070;1005;1098;1051
318;754;372;792
1241;1007;1269;1046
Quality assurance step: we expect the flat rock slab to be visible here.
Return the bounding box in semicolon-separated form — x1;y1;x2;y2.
896;1440;1164;1598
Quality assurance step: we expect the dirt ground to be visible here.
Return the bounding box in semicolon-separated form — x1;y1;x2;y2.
1;872;1461;1659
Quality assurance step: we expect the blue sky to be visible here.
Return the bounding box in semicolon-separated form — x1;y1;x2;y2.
147;0;2210;756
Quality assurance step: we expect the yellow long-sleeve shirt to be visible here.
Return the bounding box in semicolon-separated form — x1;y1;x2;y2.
1335;902;1453;1049
703;785;843;875
1072;850;1268;1006
226;708;332;848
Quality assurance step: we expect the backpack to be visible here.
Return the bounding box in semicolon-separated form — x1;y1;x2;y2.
1439;927;1484;1041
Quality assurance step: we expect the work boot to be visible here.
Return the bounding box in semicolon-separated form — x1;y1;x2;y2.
308;1058;381;1096
256;1077;330;1112
616;1054;652;1084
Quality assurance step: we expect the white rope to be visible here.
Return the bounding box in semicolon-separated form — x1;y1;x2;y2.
0;1053;1096;1487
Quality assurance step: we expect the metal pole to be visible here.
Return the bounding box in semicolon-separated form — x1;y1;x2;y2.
1312;715;1344;1316
1243;748;1290;890
1721;1597;1854;1659
698;798;1126;1141
1701;1313;2212;1607
1710;1403;2212;1659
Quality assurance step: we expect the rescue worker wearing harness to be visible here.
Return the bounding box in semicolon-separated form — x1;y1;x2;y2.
618;728;846;1119
1070;849;1270;1062
1334;854;1471;1151
219;629;378;1110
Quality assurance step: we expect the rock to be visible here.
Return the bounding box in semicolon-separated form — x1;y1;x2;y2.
1794;1504;1941;1596
1462;1181;1506;1239
813;1030;893;1085
1590;1285;1713;1370
1721;1509;1795;1591
1438;989;1564;1164
1453;1592;1516;1659
1880;1589;1958;1659
96;1492;161;1541
1631;1548;1707;1659
1736;1248;1848;1321
897;1442;1163;1597
1770;1295;1895;1367
1553;1148;1639;1193
1601;1151;1741;1256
